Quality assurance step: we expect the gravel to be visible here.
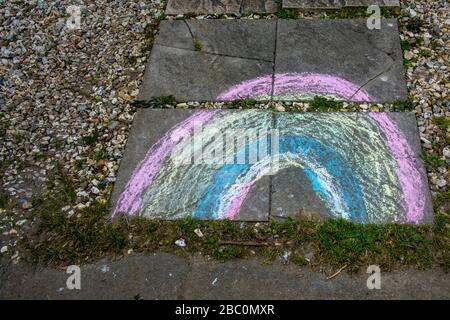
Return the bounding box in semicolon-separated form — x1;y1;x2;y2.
0;0;448;259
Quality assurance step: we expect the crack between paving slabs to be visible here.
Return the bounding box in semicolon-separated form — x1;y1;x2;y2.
238;0;245;13
349;61;395;101
164;20;275;63
155;43;274;63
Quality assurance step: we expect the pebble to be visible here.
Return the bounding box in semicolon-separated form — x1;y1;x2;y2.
175;239;186;247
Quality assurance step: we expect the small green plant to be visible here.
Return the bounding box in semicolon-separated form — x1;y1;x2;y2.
132;96;176;108
193;38;202;51
419;49;432;58
432;116;450;130
393;98;414;111
400;40;413;52
275;8;297;19
0;192;8;209
405;17;423;33
230;98;257;109
421;152;446;170
83;130;100;146
309;96;344;112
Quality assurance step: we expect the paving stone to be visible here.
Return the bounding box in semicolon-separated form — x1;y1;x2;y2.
275;19;407;102
241;0;280;13
139;20;276;101
282;0;400;9
141;19;406;102
271;112;433;224
139;45;273;101
112;110;432;224
165;0;241;15
111;109;272;221
155;20;276;61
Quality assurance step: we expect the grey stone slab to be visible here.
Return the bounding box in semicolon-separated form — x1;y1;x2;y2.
138;45;274;101
282;0;399;9
0;254;189;300
184;257;450;299
2;256;450;299
155;20;276;61
111;109;271;221
165;0;241;15
271;167;333;220
352;112;422;163
241;0;280;13
271;112;433;224
275;19;407;102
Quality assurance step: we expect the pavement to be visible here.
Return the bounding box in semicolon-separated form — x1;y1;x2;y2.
139;19;407;102
1;254;449;299
111;109;433;224
164;0;400;15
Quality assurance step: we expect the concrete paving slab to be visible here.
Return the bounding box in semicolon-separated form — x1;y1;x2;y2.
242;0;280;13
1;255;450;299
0;254;189;300
112;110;432;224
140;20;276;101
271;112;433;224
111;109;272;221
141;19;406;102
165;0;241;15
275;19;407;102
282;0;400;9
155;20;276;61
138;45;274;101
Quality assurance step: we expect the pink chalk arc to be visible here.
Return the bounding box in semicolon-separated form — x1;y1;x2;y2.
217;72;371;102
368;113;426;224
112;110;220;218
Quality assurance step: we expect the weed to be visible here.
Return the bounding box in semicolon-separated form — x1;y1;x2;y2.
421;152;446;170
275;8;297;19
393;98;414;111
230;98;257;109
193;38;202;51
405;17;423;33
432;116;450;131
132;96;176;108
0;192;8;209
309;96;344;112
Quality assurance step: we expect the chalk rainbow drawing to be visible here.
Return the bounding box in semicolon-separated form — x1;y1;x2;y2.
113;111;427;224
217;72;371;101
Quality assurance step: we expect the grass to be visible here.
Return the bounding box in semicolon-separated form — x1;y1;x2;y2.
393;98;415;111
432;116;450;131
275;8;297;19
421;152;446;170
230;98;258;109
0;192;8;209
309;96;344;112
83;130;101;146
405;17;424;33
132;95;176;108
24;173;450;272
